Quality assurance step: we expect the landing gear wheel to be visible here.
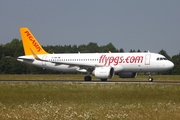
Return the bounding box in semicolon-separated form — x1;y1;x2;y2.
148;77;153;82
101;79;107;81
148;72;153;82
84;76;92;81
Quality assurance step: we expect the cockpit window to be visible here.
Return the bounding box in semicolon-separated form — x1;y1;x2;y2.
156;57;168;61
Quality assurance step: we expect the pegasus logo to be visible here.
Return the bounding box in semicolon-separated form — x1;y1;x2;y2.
24;31;42;52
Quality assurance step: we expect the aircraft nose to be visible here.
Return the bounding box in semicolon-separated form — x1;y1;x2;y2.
168;61;174;69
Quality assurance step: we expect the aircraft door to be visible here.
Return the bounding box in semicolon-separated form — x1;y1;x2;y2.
145;54;151;65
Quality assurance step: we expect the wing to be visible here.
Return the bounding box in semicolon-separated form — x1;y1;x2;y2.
30;49;105;72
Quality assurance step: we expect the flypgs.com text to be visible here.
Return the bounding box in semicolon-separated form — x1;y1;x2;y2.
99;55;144;66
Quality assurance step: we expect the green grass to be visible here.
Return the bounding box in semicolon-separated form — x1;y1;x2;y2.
0;83;180;119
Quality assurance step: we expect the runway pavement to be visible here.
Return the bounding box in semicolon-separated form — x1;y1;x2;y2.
0;80;180;84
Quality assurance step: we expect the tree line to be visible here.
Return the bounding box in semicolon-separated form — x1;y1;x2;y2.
0;39;179;75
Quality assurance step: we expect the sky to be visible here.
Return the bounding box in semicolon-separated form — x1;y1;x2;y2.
0;0;180;56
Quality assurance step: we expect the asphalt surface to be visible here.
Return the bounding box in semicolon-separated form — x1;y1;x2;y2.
0;80;180;84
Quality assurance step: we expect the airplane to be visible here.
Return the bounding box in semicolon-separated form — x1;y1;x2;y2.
17;27;174;82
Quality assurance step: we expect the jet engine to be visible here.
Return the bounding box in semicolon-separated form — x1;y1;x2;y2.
118;72;137;78
92;67;114;79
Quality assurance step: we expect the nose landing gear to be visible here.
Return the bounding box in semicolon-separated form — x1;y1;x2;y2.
148;72;153;82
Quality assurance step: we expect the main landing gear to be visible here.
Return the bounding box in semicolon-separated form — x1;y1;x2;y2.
84;71;92;81
148;72;153;82
100;79;107;81
84;75;92;81
84;75;107;81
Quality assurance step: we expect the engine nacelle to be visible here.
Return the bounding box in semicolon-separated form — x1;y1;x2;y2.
118;72;137;78
92;67;114;79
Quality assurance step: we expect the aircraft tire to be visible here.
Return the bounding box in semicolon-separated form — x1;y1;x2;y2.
84;76;92;81
101;79;107;81
148;78;153;82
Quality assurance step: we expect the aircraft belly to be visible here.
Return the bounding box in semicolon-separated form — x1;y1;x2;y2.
113;65;123;72
121;64;145;72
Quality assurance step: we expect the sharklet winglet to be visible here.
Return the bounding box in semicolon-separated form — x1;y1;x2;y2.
30;48;40;60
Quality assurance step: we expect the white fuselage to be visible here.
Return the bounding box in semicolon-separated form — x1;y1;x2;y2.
17;52;174;73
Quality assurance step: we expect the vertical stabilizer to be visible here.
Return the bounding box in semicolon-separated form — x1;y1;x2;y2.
20;28;48;55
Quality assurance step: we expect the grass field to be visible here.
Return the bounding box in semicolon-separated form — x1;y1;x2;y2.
0;74;180;119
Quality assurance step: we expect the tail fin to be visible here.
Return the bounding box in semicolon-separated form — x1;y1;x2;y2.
20;27;48;55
